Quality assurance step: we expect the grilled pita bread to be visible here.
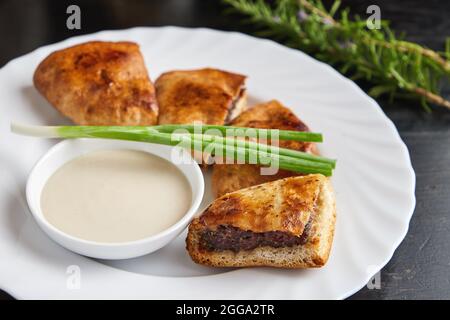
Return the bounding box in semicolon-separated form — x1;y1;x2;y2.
155;68;246;125
187;175;336;268
34;41;158;125
212;100;317;197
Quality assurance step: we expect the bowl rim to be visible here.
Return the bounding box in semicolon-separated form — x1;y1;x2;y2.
25;138;205;248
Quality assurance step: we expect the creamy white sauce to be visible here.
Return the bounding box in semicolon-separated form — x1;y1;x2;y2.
41;149;192;243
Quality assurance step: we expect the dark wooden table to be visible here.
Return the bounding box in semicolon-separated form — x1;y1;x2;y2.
0;0;449;300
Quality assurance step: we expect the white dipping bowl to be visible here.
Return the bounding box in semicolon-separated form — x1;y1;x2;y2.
26;139;204;260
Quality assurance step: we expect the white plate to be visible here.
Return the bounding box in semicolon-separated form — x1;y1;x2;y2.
0;27;415;299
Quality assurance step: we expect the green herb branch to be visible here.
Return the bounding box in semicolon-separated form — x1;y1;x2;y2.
223;0;450;111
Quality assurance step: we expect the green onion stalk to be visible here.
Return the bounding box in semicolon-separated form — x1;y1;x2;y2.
11;123;336;176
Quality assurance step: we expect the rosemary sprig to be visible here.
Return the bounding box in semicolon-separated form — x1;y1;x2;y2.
223;0;450;111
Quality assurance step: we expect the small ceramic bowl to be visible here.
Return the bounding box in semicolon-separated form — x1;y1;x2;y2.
26;138;204;260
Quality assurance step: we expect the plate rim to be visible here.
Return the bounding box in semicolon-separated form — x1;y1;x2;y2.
0;26;416;300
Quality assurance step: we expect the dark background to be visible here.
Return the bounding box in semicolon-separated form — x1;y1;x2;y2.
0;0;449;300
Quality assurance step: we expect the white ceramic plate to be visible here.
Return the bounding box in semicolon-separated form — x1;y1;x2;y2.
0;27;415;299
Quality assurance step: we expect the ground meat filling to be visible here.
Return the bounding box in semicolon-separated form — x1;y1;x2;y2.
199;223;311;252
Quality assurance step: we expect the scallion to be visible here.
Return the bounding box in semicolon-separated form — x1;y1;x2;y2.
11;123;336;176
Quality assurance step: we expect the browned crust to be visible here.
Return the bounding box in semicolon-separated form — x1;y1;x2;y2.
199;175;325;236
212;164;295;198
212;100;317;197
186;176;336;268
33;41;158;125
155;68;246;125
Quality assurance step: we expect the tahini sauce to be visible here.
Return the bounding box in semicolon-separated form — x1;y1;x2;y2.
41;149;192;243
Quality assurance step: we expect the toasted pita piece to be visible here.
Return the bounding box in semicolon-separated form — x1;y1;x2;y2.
212;100;317;197
33;41;158;125
155;68;246;125
186;175;336;268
